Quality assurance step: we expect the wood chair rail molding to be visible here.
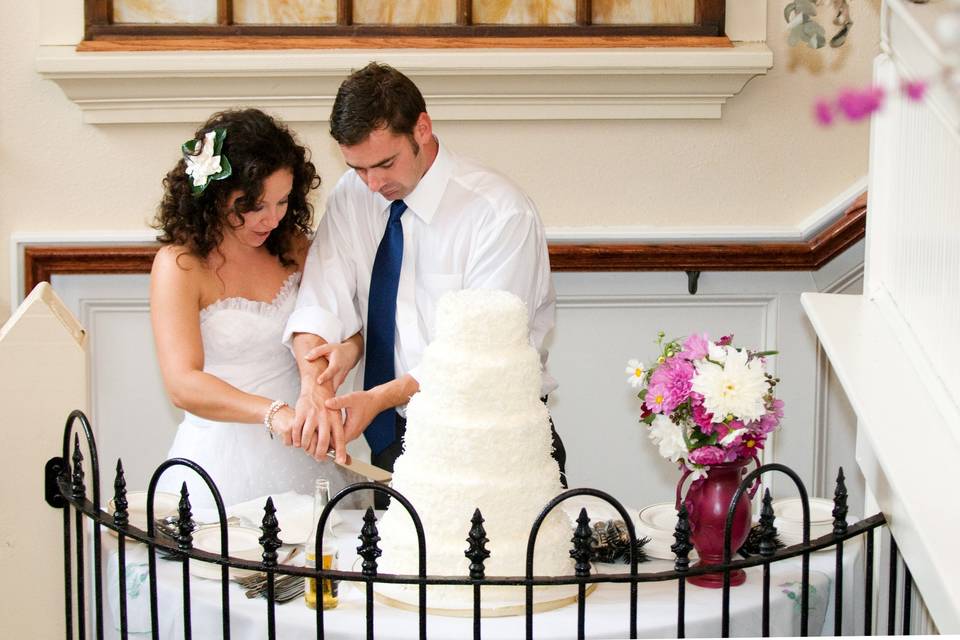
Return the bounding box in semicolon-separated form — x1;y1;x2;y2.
22;195;865;294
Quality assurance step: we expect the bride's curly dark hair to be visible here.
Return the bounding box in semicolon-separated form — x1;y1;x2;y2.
154;108;320;267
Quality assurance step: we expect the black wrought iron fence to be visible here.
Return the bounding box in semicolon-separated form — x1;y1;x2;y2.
46;410;911;640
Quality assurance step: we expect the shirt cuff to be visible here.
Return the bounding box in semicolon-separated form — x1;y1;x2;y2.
282;306;345;350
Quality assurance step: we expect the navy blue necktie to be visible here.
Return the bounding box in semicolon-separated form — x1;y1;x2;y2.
363;199;407;454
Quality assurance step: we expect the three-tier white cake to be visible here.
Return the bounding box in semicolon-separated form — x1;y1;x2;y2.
375;288;573;612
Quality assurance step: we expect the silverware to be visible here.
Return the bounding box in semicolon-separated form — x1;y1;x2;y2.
236;546;302;600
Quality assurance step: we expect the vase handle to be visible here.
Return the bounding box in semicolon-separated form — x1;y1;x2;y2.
675;464;694;512
746;454;762;499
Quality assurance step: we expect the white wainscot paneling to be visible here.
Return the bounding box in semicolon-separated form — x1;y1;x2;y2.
52;273;180;493
549;255;864;512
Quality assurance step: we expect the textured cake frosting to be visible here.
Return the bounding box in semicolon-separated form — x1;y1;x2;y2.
375;289;572;609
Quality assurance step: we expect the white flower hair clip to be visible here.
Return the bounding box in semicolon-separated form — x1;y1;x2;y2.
182;127;232;196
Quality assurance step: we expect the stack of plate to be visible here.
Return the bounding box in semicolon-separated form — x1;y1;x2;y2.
107;491;179;537
189;525;264;580
635;502;697;561
771;497;836;546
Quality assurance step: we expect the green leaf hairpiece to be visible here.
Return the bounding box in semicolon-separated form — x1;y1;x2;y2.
182;127;233;197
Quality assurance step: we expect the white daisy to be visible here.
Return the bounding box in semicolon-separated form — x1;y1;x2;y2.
707;341;728;364
685;463;709;482
648;415;688;463
719;427;748;446
625;359;646;387
691;348;768;423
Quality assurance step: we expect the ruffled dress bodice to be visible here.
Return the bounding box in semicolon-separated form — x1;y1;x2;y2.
159;272;359;509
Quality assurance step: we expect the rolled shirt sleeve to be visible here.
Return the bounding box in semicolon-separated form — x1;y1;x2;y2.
282;192;363;350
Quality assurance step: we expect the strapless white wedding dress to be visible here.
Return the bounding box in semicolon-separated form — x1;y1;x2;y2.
158;272;360;510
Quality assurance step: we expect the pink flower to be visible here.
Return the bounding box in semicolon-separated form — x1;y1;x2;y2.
689;446;726;466
716;334;734;347
647;356;695;414
692;404;715;433
902;80;927;102
644;384;669;413
836;86;885;122
682;333;710;361
814;99;834;126
754;398;784;433
733;432;767;458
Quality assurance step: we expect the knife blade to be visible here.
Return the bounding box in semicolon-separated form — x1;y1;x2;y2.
326;450;392;483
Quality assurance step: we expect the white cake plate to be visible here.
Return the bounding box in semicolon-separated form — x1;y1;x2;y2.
372;583;596;618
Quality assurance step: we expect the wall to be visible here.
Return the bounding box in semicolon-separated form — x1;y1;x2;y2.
0;1;881;321
0;3;879;636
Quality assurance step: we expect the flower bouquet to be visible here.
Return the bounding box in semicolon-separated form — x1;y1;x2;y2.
627;332;783;480
626;331;783;587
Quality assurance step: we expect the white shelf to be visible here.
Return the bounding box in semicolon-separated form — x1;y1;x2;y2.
802;291;960;634
35;43;772;124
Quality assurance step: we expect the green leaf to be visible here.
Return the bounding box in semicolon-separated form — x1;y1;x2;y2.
209;155;233;182
211;127;228;155
181;137;199;157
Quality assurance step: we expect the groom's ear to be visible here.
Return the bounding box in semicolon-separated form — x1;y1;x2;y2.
413;112;433;146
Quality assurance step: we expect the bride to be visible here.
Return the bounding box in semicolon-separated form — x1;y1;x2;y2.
150;108;361;509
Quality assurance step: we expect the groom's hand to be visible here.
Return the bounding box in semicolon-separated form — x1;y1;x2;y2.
294;382;348;463
324;374;420;443
324;390;382;443
291;332;348;463
305;339;360;391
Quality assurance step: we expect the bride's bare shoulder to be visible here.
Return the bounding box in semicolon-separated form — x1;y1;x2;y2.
151;245;209;286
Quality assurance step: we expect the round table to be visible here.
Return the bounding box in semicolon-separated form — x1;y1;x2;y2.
104;510;864;639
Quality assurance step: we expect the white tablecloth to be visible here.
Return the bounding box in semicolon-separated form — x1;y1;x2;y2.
104;510;864;639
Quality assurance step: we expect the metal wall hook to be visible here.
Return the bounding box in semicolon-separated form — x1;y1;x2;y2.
686;271;701;295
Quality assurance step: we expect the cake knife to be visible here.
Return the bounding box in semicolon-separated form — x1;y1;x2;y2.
326;450;392;483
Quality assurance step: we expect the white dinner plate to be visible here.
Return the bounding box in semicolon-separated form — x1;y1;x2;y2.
635;502;698;561
188;525;263;581
107;491;179;536
771;498;834;524
637;502;680;533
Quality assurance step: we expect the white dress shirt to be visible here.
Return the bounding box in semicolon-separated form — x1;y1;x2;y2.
283;139;557;398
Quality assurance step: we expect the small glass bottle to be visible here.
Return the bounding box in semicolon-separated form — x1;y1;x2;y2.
305;478;338;610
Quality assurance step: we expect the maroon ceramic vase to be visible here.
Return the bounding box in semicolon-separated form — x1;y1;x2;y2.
678;457;758;588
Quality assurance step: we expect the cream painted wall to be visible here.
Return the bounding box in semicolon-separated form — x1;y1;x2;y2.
0;1;880;322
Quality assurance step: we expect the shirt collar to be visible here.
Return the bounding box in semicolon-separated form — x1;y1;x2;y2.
376;137;452;225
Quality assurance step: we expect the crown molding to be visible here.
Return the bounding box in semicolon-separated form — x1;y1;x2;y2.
35;43;772;123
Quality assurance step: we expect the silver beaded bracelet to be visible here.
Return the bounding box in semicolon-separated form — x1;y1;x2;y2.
263;399;288;439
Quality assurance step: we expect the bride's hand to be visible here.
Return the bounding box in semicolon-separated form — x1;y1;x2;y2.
306;336;362;391
294;384;348;463
268;405;297;444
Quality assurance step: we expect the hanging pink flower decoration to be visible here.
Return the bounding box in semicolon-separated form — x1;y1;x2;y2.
902;80;927;102
814;99;835;126
836;86;885;121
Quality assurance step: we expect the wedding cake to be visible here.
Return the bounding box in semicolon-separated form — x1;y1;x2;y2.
375;289;573;611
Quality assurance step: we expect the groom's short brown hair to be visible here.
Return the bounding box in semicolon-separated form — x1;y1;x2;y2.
329;62;427;146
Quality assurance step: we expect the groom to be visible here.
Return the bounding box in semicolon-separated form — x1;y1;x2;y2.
283;63;565;502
